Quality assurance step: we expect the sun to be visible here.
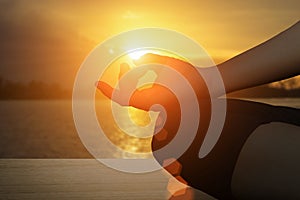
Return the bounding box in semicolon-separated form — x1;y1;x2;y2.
127;49;187;63
128;49;160;60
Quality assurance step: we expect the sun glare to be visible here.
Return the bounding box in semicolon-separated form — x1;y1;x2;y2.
95;48;188;156
128;49;159;60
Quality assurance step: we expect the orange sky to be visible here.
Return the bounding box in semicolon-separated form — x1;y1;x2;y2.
0;0;299;88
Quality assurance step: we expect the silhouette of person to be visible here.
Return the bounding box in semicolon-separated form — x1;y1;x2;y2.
97;21;300;199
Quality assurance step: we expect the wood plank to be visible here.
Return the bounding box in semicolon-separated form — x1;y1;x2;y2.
0;159;215;200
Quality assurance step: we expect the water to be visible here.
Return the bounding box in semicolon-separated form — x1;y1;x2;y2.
0;99;300;199
0;99;216;199
238;98;300;108
0;100;90;158
0;98;299;158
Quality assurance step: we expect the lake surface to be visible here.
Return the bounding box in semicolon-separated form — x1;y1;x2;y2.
0;99;300;199
0;98;299;158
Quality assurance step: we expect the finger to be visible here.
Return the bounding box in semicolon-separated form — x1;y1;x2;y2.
129;89;151;111
95;81;115;99
134;53;192;70
137;55;196;91
96;81;136;107
118;62;150;89
134;53;199;83
118;63;131;80
129;84;173;111
96;81;125;106
134;53;167;65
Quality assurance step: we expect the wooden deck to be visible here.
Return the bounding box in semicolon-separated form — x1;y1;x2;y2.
1;123;300;200
0;159;214;200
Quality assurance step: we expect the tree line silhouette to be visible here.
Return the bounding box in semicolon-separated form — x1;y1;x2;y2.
0;77;71;100
0;76;299;100
228;84;300;98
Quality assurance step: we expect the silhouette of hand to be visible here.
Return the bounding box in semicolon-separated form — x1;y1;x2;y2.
96;53;212;155
96;54;212;198
96;53;210;112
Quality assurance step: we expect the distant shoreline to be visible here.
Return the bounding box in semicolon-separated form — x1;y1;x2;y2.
1;78;300;99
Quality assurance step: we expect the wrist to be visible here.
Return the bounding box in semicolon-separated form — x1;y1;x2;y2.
197;66;226;98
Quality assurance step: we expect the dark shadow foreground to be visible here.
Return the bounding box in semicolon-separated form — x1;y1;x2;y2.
152;99;300;200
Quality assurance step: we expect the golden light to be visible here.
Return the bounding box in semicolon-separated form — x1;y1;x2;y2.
95;49;186;157
128;49;159;60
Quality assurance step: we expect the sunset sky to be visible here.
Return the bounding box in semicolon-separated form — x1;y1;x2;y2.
0;0;299;89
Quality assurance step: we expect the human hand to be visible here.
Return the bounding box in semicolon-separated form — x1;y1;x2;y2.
96;53;212;152
96;54;214;197
96;53;210;111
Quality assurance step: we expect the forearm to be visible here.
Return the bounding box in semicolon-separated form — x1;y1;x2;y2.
217;21;300;94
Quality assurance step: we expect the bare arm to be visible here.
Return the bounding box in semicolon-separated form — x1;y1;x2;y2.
218;21;300;94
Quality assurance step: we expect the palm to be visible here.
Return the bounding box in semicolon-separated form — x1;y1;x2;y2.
97;54;210;110
96;54;211;199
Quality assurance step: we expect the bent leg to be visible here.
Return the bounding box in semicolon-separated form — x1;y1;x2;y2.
153;99;300;199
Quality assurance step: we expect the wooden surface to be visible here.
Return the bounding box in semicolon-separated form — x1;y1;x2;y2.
1;123;300;200
0;159;215;200
1;122;300;200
